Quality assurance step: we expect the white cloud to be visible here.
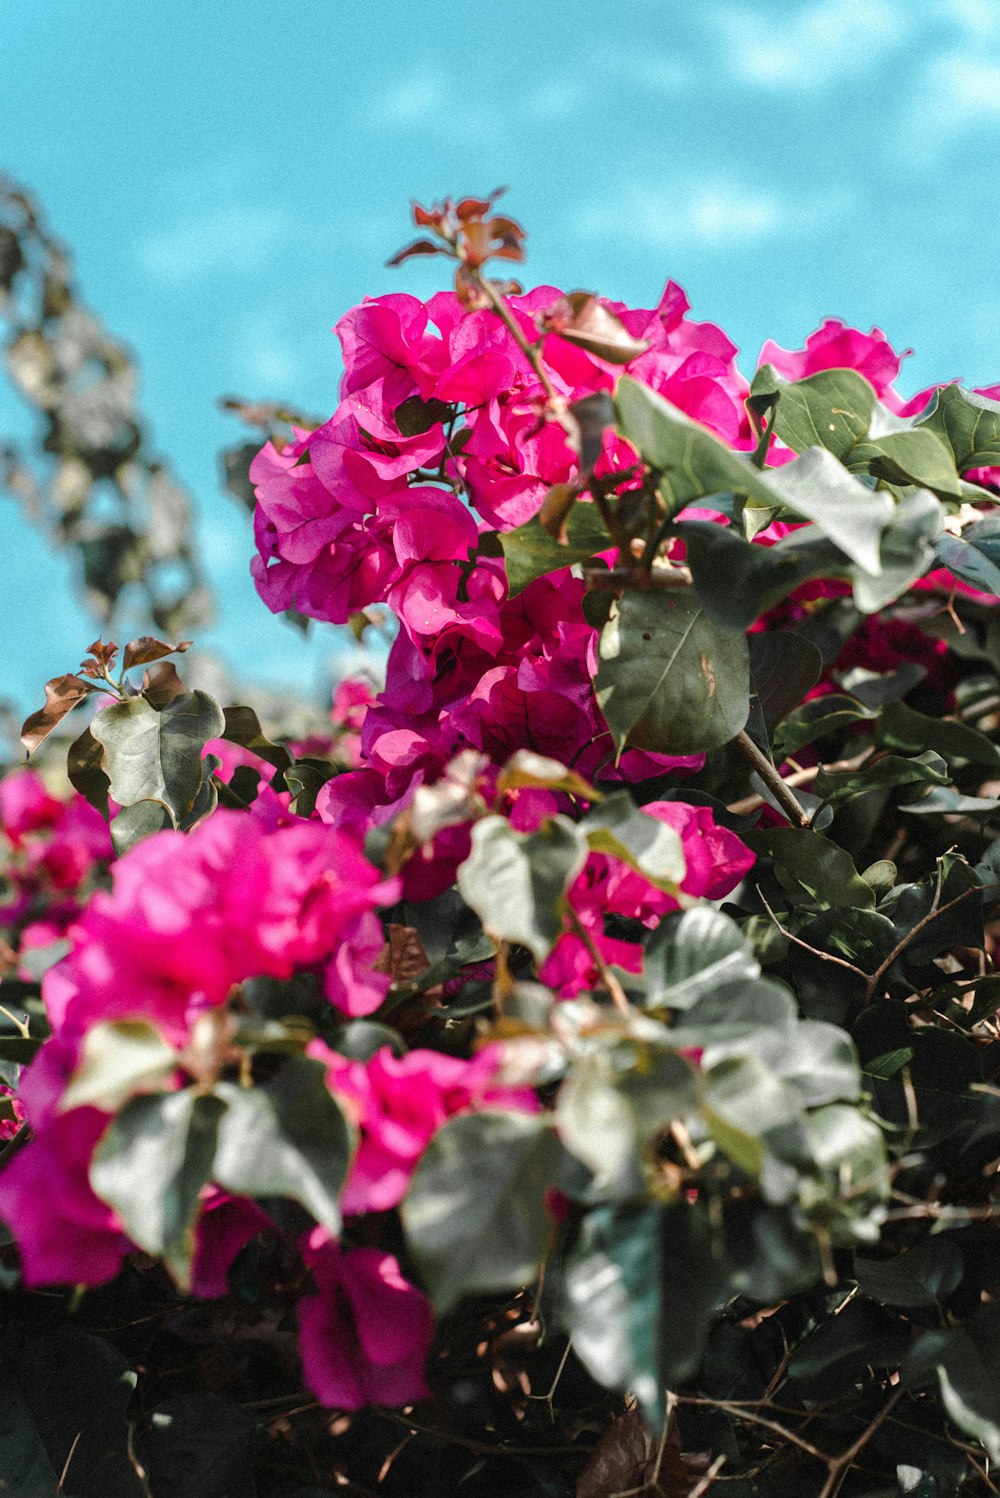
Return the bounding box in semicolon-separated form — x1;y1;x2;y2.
136;205;291;284
579;180;850;250
714;0;909;91
371;70;447;126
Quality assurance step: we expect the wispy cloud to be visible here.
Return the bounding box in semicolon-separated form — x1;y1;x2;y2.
136;204;290;285
579;180;850;251
714;0;909;91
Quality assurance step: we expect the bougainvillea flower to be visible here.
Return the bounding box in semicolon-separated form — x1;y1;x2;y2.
297;1232;434;1409
313;1042;538;1215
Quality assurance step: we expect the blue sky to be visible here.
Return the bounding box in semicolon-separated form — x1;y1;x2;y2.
2;0;1000;717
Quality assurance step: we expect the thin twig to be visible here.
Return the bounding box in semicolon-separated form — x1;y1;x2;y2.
57;1432;82;1494
817;1386;904;1498
583;565;694;591
756;887;869;983
568;909;632;1013
734;731;811;828
474;273;560;408
864;884;983;1002
727;747;875;817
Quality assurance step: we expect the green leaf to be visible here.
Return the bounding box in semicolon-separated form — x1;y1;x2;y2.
402;1110;564;1312
704;1054;808;1177
595;591;749;757
878;699;1000;767
917;382;1000;470
748;365;875;460
67;725;111;816
788;1295;908;1398
643;908;760;1012
564;1201;726;1421
456;814;588;961
91;1089;227;1288
221;704;292;774
614;374;786;517
0;1327;144;1497
772;693;873;758
803;1104;889;1202
908;1306;1000;1463
847;430;964;499
90;688;225;822
499;504;611;596
936;531;1000;597
679;520;842;632
764;446;894;575
814;750;951;809
556;1044;699;1189
748;630;824;739
110;797;171;856
850;488;943;612
60;1019;177;1113
213;1055;353;1236
900;785;1000;818
581;790;686;892
745;826;876;910
855;1237;964;1309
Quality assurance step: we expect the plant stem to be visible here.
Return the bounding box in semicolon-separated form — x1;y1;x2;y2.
734;730;811;828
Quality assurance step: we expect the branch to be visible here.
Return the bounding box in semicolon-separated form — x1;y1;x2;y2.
734;731;811;828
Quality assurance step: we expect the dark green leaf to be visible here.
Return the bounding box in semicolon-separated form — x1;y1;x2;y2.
855;1238;964;1309
67;725;111;816
815;750;951;809
614;374;787;517
213;1056;353;1236
137;1392;258;1498
499;504;611;595
402;1110;564;1312
221;704;292;774
680;520;843;632
595;591;750;757
456;814;587;961
748;630;824;738
917;383;1000;470
878;699;1000;767
564;1201;726;1421
787;1295;909;1398
91;1090;227;1288
0;1327;144;1498
772;693;873;758
900;785;1000;818
745;826;876;910
936;532;1000;597
847;431;963;500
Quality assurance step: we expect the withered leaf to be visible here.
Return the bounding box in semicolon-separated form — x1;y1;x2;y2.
21;673;95;755
123;635;192;672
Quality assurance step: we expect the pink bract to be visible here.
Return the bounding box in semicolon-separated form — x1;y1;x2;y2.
297;1232;434;1409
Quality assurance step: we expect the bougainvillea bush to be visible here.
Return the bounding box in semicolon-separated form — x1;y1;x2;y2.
6;193;1000;1495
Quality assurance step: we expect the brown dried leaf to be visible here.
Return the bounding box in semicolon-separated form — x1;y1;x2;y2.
385;238;448;269
374;925;433;986
541;293;650;365
576;1412;712;1498
122;635;192;672
141;660;188;708
21;674;94;755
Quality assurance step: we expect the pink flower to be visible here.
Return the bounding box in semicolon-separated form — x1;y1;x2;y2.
313;1043;538;1215
42;809;400;1046
0;1106;129;1286
190;1190;271;1299
298;1232;434;1410
757;319;910;403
